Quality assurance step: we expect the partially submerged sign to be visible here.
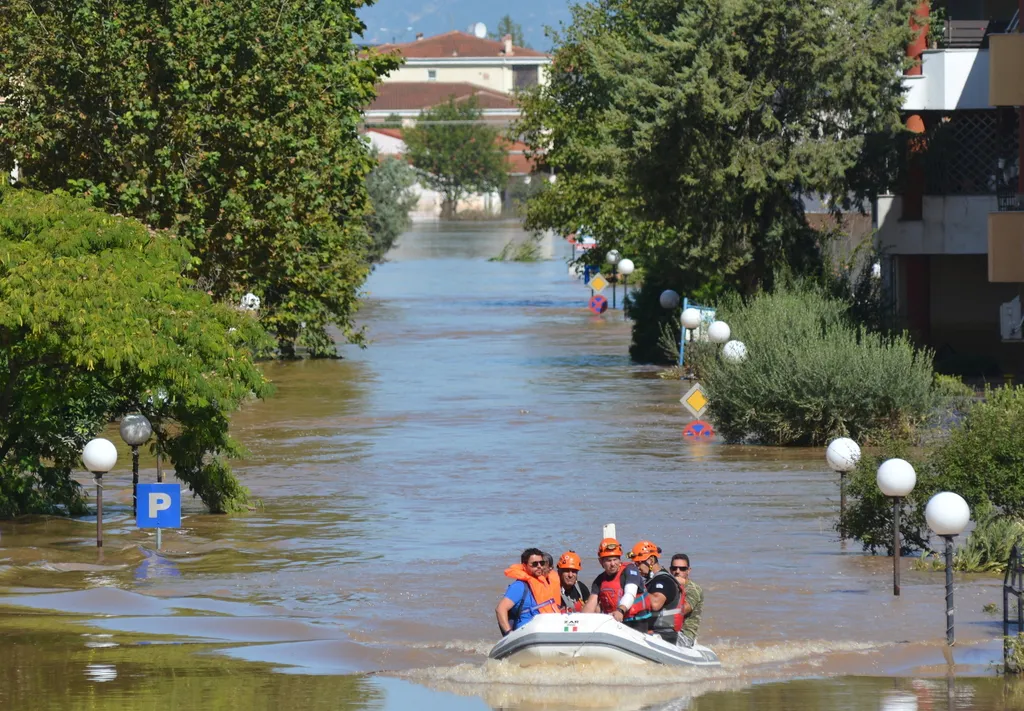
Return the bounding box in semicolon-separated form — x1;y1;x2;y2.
681;382;709;418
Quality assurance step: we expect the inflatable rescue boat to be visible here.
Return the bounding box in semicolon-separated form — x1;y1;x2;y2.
488;613;720;667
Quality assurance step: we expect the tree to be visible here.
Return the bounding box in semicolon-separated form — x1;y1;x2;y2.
404;98;508;218
0;187;273;517
365;148;418;262
517;0;913;362
490;15;528;48
0;0;400;357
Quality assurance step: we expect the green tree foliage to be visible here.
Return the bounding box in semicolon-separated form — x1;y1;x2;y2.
0;0;399;357
517;0;913;362
365;149;418;263
490;15;528;48
404;98;508;218
0;187;272;517
842;387;1024;558
700;287;936;446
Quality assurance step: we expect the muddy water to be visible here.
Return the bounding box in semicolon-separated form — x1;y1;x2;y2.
0;220;1016;710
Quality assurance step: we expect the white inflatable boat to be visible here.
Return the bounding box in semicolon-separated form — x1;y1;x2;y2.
488;613;720;667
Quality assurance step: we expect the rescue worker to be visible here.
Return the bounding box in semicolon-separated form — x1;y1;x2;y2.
581;537;652;632
671;553;704;647
495;548;561;636
557;550;590;612
629;541;684;645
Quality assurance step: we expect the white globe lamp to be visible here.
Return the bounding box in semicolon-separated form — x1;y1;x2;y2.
925;491;970;646
616;258;634;276
82;437;118;550
707;320;730;344
877;458;916;497
721;340;747;364
606;250;621;265
681;308;702;330
925;492;970;537
83;438;118;475
877;458;916;596
659;290;680;310
825;437;861;473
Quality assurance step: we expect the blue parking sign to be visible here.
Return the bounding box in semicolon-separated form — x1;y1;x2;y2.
136;483;181;529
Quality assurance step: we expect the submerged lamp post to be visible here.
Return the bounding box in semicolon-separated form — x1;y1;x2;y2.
606;250;621;308
82;438;118;549
925;492;971;645
659;289;680;311
120;414;153;515
721;339;748;364
825;437;861;538
616;258;635;316
877;458;917;596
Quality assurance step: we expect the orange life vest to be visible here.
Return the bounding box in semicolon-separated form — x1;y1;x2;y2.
596;562;649;618
504;564;560;615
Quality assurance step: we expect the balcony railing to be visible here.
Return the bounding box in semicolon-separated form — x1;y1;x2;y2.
998;188;1022;212
943;19;1014;48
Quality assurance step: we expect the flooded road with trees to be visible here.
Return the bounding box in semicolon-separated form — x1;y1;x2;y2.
1;222;1020;709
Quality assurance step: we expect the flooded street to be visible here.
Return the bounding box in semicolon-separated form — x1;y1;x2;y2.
0;221;1018;709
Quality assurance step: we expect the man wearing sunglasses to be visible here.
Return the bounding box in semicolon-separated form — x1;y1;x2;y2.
670;553;703;647
496;548;560;636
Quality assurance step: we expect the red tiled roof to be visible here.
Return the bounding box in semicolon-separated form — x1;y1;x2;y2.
367;127;404;140
361;128;539;175
376;31;548;59
368;82;518;112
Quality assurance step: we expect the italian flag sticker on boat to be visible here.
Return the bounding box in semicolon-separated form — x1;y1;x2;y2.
564;625;578;632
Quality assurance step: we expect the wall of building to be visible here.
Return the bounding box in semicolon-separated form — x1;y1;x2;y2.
381;64;546;94
877;195;998;254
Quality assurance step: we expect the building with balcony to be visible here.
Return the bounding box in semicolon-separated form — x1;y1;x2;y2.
375;31;550;96
875;1;1023;378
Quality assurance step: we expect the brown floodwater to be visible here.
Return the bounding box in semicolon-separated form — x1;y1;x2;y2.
0;221;1016;710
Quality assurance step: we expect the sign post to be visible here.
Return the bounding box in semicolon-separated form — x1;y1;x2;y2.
136;483;181;550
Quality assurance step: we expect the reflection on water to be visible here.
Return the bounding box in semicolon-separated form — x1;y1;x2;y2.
0;222;1011;709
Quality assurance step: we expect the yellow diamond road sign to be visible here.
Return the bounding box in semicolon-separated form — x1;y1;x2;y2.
588;273;609;293
681;382;709;418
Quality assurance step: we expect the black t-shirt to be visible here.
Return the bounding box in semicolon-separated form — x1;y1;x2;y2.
562;580;591;605
646;570;681;610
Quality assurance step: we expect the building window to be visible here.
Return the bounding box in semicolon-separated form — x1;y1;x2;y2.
513;66;538;91
427;69;437;82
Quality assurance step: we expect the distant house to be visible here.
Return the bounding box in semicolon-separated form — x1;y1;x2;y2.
364;82;520;123
375;31;551;95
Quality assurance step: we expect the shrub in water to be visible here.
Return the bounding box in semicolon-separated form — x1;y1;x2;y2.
700;286;936;446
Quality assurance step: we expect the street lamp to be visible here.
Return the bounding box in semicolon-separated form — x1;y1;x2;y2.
925;492;971;645
877;458;917;596
707;320;731;344
616;259;635;317
659;289;680;310
721;339;748;363
606;251;621;308
825;437;861;538
82;438;118;549
120;414;153;515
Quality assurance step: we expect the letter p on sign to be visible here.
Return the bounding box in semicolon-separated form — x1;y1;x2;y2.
136;483;181;529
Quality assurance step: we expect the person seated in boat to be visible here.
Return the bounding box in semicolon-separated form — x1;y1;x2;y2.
556;550;590;612
671;553;704;647
629;541;684;645
542;551;554;577
495;548;561;636
581;537;652;632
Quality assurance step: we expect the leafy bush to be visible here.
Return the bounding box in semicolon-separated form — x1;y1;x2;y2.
914;502;1024;573
843;387;1024;559
701;286;936;445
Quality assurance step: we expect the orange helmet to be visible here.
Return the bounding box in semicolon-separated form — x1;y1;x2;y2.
597;538;623;558
629;540;662;563
557;551;582;571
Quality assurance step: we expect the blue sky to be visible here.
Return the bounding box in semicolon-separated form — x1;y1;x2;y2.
358;0;571;50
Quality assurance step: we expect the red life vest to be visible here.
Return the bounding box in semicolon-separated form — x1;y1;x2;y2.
596;563;649;618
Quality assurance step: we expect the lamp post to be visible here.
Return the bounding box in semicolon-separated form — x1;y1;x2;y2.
877;458;917;596
825;437;861;538
707;320;731;345
606;250;621;308
721;339;748;363
82;438;118;549
120;414;153;515
925;492;971;645
616;259;635;316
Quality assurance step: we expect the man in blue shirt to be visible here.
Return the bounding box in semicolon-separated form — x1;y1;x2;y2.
496;548;549;636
